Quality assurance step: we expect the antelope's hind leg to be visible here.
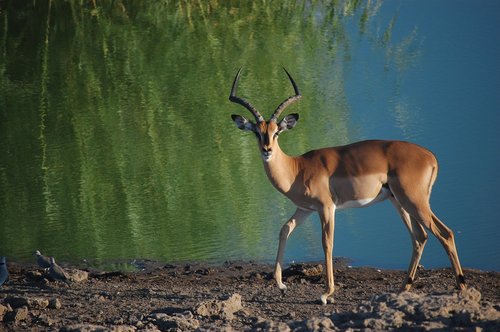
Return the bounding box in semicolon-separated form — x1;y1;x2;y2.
407;209;466;290
389;163;466;291
429;213;466;290
390;185;466;290
390;197;428;291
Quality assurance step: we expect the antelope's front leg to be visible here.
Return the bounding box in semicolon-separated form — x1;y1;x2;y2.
320;205;336;305
274;208;312;294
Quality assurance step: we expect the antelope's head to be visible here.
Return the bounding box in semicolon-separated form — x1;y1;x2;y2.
230;68;301;162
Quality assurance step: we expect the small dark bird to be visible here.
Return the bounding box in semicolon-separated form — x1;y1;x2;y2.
48;257;71;284
34;250;51;269
0;256;8;286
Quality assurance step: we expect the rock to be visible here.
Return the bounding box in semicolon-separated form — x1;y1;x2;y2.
15;307;29;322
37;313;57;327
330;287;500;330
421;321;448;330
0;303;12;320
253;318;291;331
69;269;89;283
283;263;323;277
4;296;28;309
27;270;44;279
0;303;9;314
288;316;336;331
60;324;136;332
304;317;335;331
195;268;211;276
4;296;48;310
363;317;388;330
152;312;199;331
111;326;136;332
460;287;482;302
60;324;108;332
28;297;49;309
49;298;62;309
4;306;29;323
143;323;161;331
195;293;243;320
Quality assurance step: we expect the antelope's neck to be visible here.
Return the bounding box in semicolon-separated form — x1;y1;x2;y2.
262;145;299;195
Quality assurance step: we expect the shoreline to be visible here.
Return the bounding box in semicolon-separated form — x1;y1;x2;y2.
8;255;497;275
0;260;499;331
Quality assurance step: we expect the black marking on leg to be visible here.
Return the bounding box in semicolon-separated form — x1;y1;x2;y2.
458;274;466;284
406;277;413;285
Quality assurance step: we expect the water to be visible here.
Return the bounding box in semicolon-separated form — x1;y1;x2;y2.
1;1;499;271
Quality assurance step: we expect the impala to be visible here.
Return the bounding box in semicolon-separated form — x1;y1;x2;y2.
229;68;466;305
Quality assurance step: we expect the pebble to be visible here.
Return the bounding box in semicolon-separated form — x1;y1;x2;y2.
49;298;62;309
0;303;11;321
4;306;29;323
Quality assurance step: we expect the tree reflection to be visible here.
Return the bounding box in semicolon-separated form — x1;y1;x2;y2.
0;0;421;264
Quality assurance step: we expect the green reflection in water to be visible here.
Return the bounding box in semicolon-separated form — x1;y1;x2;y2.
0;1;420;266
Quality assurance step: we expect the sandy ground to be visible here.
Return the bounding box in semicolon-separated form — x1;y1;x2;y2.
0;259;499;331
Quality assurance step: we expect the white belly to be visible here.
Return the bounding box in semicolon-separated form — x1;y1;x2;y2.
336;186;391;210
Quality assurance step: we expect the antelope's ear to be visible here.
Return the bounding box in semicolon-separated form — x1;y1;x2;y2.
231;114;256;132
278;113;299;132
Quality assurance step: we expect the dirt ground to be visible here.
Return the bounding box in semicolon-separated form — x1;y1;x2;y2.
0;259;499;331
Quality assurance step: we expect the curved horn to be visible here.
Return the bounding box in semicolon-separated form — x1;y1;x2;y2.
270;68;302;122
229;67;264;123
